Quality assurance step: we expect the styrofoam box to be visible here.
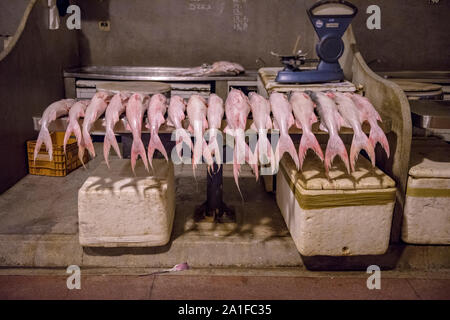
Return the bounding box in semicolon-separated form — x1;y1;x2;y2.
276;155;396;257
402;139;450;244
78;159;175;247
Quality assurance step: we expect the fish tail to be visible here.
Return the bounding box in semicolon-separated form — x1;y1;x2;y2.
325;134;350;175
202;138;214;165
351;131;375;172
103;129;122;169
244;142;258;181
131;137;149;173
34;127;53;162
369;123;390;158
255;133;274;168
63;123;73;155
82;127;96;158
208;131;222;166
298;131;324;170
148;129;168;169
276;134;299;170
78;142;87;169
233;150;244;201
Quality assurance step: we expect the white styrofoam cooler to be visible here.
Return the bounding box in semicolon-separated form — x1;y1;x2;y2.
78;159;175;247
402;138;450;244
276;155;396;257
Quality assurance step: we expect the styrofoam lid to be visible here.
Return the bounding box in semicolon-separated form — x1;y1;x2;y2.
409;138;450;179
281;151;395;190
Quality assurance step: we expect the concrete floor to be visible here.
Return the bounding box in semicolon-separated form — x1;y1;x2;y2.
0;143;449;299
0;143;300;268
1;272;449;300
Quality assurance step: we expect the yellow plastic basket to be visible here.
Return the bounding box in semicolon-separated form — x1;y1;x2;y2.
27;132;89;177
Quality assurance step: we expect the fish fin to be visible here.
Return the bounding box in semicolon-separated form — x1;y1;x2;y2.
233;150;244;201
78;143;87;169
310;113;318;125
350;131;375;172
288;114;295;128
175;129;192;160
369;124;390;158
34;127;53;162
131;138;149;173
104;129;122;168
157;113;165;125
166;118;174;127
319;122;328;133
245;142;258;181
208;132;222;165
148;130;168;169
266;115;272;129
250;123;257;131
202;138;214;166
325;134;350;175
103;136;111;169
224;125;233;136
276;134;299;170
273;119;279;130
82;127;96;158
255;132;273;165
337;113;349;129
298;131;324;170
63;123;73;155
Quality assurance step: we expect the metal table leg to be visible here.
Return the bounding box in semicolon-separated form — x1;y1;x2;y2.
194;163;235;223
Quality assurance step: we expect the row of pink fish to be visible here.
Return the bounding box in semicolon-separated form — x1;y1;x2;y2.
34;89;389;196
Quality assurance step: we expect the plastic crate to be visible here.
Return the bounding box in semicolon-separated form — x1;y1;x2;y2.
27;132;89;177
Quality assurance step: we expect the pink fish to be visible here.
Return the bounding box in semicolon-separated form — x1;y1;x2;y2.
81;91;110;160
126;93;149;173
269;92;300;170
146;94;169;168
63;99;89;155
331;92;375;172
248;92;274;169
350;93;390;157
103;92;129;168
207;94;224;168
207;61;244;76
309;91;350;175
34;99;76;162
167;96;193;160
290;92;324;169
186;95;213;177
225;89;258;197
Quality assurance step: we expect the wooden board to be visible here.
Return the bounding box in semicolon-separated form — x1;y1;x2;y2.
34;116;391;135
258;67;356;93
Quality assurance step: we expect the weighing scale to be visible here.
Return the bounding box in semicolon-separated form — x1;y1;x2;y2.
275;0;358;83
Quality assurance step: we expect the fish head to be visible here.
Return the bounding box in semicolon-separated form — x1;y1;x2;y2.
169;95;186;112
150;93;167;105
325;91;336;99
208;93;223;106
